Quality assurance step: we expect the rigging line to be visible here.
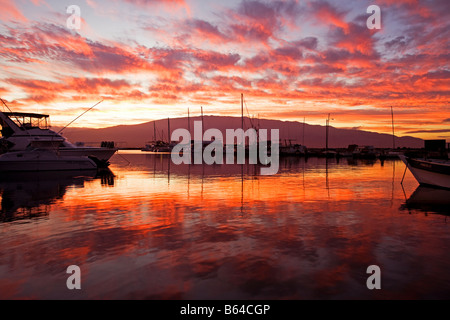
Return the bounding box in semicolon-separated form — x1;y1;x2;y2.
243;97;255;129
400;162;408;185
116;151;131;165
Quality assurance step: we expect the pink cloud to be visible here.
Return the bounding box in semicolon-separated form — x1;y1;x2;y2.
185;19;230;43
123;0;191;14
0;0;27;22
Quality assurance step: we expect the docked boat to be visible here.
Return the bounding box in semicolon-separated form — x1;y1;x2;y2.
399;155;450;189
280;141;307;156
141;140;175;152
0;148;97;172
0;111;117;162
353;145;378;159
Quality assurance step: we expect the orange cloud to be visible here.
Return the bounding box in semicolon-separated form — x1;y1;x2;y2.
310;0;349;33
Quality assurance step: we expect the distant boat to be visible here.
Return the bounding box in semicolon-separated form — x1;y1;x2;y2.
280;140;307;156
0;110;117;163
141;140;174;152
379;150;400;160
142;117;176;153
321;150;337;158
353;145;378;159
0;149;97;172
399;155;450;189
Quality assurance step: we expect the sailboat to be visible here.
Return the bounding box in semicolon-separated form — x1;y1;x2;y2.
141;118;174;152
279;139;307;156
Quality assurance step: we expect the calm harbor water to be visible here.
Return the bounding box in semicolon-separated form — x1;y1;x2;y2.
0;151;449;299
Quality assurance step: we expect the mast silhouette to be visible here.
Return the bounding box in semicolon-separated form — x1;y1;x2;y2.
201;106;204;138
326;113;330;152
167;117;170;143
391;106;395;149
303;117;305;146
188;107;190;135
241;93;244;146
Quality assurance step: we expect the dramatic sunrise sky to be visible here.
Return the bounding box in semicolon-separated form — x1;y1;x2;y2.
0;0;449;139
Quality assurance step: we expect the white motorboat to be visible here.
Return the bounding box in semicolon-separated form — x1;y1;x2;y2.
0;149;97;172
0;111;117;162
399;155;450;189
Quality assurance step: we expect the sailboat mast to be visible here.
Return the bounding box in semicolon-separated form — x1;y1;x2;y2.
303;117;305;146
201;106;204;139
257;113;260;139
241;93;244;145
167;117;170;143
241;93;244;131
153;121;156;142
326;113;330;152
391;106;395;149
188;107;190;135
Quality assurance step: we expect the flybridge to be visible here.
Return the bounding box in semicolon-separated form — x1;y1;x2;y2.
4;112;50;130
0;111;51;138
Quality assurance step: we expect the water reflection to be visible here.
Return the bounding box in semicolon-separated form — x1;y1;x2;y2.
0;169;115;222
0;153;449;299
401;186;450;216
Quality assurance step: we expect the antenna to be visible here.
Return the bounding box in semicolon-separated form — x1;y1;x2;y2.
57;100;103;135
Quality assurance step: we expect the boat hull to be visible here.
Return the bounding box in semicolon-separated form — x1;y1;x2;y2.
59;147;117;161
399;155;450;189
0;159;97;172
0;151;98;172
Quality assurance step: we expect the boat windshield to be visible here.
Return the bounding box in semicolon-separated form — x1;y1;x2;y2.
4;112;50;130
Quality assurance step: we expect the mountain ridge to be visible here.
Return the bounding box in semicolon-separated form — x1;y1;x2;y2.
57;116;424;149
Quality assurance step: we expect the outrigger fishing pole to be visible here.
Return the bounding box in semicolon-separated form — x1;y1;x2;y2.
57;100;103;135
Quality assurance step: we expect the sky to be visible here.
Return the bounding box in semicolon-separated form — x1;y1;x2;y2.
0;0;449;140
